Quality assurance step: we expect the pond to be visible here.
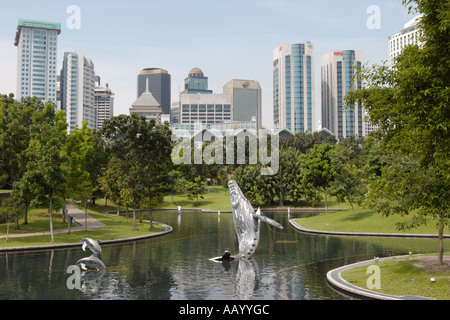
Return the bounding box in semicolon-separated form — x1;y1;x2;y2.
0;210;445;300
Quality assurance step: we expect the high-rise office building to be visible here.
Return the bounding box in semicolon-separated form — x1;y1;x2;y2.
94;77;114;130
388;16;422;66
321;50;375;138
182;67;213;94
273;42;315;133
14;19;61;104
137;68;171;115
60;52;96;133
223;79;262;130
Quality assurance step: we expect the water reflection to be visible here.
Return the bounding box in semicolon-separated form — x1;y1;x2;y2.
0;210;447;300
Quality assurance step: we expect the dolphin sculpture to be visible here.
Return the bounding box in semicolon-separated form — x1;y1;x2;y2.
76;253;106;271
80;238;102;258
212;181;283;261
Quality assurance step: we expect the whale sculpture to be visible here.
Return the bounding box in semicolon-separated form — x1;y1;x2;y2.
211;181;283;262
80;238;102;259
76;253;106;271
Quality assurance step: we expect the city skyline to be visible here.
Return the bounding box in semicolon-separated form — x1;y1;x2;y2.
0;1;416;129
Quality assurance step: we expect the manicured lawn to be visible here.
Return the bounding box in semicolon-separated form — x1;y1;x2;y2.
161;185;232;212
0;208;68;235
295;205;449;236
0;205;166;248
341;254;450;300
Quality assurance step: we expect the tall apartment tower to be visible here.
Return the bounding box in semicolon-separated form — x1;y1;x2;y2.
60;52;96;133
94;77;114;130
321;50;374;138
223;79;262;130
273;42;315;133
137;68;171;115
388;16;422;66
14;19;61;104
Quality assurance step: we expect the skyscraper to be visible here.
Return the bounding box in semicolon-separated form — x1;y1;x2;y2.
388;16;422;66
14;19;61;104
94;77;114;130
60;52;96;133
223;79;262;129
137;68;171;115
321;50;374;138
273;42;315;133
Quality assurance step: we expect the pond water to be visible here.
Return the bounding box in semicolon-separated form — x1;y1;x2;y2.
0;210;445;300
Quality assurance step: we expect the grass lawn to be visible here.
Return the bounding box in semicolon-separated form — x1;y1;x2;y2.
295;204;449;236
0;208;68;235
161;185;232;212
340;254;450;300
0;204;166;248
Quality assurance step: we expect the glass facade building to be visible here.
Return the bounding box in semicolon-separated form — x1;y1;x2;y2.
14;19;61;104
273;42;315;133
137;68;171;115
321;50;376;138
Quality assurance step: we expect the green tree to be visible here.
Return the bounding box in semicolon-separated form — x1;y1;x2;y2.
329;137;365;218
185;176;207;205
87;130;109;205
62;120;94;230
0;95;42;189
0;196;22;242
0;95;44;224
278;147;304;206
346;0;450;264
101;114;173;229
300;143;336;210
23;103;68;242
234;165;278;207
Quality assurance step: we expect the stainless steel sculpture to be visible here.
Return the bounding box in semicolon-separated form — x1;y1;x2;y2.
77;238;105;271
81;238;102;259
212;181;283;261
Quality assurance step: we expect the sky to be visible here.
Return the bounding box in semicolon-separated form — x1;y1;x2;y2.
0;0;416;129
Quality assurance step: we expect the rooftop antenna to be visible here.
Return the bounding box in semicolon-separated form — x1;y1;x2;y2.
145;78;150;93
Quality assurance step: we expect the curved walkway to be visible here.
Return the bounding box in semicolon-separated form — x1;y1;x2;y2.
0;204;173;253
0;204;105;240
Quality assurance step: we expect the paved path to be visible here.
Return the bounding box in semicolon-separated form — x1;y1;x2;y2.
0;204;105;239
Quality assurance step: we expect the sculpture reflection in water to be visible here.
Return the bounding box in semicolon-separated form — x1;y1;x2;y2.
211;180;284;262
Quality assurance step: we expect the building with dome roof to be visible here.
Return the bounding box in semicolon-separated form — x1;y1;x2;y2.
182;67;213;94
